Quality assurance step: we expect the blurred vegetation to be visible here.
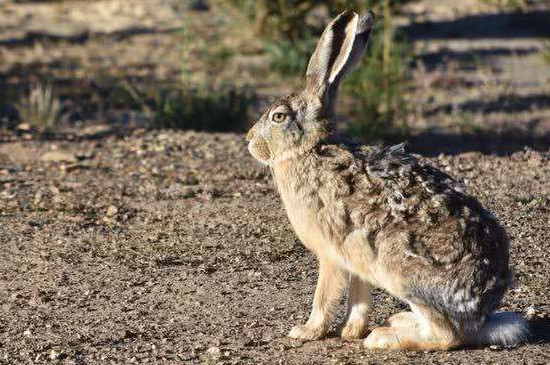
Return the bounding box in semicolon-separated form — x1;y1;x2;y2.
480;0;529;10
231;0;401;76
4;0;412;140
124;82;254;132
228;0;411;140
230;0;372;41
152;86;254;131
15;83;69;132
119;3;254;132
344;17;410;140
541;41;550;65
263;37;318;76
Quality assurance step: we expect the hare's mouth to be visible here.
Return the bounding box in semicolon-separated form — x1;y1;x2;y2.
248;137;271;165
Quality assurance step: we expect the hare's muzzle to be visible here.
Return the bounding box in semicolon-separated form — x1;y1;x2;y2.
247;134;271;164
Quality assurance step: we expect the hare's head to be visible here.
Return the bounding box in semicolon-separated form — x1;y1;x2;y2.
246;10;375;165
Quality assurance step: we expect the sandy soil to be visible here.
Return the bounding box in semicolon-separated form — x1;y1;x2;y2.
1;1;549;364
0;131;549;364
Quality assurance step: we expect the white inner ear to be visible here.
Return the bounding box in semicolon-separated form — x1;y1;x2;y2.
328;14;358;84
319;32;332;79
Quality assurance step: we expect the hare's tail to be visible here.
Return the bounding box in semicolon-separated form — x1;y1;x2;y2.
465;312;529;347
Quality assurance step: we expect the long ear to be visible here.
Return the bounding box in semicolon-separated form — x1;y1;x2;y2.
305;10;375;115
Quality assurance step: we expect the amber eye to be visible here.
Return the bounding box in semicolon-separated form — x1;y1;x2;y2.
272;112;286;123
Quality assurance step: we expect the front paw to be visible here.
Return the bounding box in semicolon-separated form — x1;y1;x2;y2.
341;318;367;339
288;323;327;341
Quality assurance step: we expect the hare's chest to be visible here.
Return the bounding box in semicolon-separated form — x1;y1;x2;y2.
278;187;340;259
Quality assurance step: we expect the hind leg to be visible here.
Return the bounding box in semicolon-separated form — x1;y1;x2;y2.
364;304;461;351
387;311;418;330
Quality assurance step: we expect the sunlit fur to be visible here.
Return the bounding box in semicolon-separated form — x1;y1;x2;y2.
247;93;328;166
246;10;528;351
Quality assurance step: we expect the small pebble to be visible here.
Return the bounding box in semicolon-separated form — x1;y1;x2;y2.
106;205;118;217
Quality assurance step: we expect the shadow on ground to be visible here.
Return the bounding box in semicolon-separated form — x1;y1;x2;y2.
426;94;550;116
415;47;541;72
407;131;550;156
0;26;183;47
401;10;550;40
529;317;550;345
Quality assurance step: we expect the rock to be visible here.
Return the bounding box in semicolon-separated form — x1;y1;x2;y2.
40;151;77;163
17;123;31;131
49;350;61;360
76;151;95;160
526;306;537;319
206;346;220;359
106;205;118;217
79;124;114;139
158;184;201;199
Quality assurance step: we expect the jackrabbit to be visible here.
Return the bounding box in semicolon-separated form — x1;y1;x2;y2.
246;10;528;350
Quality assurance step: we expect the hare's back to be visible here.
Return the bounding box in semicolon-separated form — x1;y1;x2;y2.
353;145;510;320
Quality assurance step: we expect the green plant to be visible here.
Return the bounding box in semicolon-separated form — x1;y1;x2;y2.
119;4;252;132
229;0;378;76
343;4;410;141
15;83;69;131
541;41;550;65
124;83;255;132
479;0;529;10
196;45;235;74
152;85;255;131
263;37;318;75
453;111;484;135
227;0;412;140
230;0;384;41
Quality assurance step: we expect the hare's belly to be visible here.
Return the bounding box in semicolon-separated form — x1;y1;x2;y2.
341;229;405;296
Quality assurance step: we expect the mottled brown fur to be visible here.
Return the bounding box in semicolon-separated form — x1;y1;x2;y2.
246;10;524;350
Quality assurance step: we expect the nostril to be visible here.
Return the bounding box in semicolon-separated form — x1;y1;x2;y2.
246;130;254;142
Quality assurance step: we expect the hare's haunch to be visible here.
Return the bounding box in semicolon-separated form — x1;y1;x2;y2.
246;10;528;350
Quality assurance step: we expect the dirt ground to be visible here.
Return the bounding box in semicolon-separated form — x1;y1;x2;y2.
1;0;550;364
0;131;549;364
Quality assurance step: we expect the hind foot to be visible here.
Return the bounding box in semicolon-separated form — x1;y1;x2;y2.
363;327;402;349
363;326;458;351
387;311;418;329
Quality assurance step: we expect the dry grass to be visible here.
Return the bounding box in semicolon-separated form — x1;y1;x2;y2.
541;41;550;65
15;83;69;131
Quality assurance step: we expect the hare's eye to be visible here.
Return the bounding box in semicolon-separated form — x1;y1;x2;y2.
272;112;286;123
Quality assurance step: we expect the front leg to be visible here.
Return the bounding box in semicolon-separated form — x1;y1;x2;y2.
341;274;372;339
288;259;345;340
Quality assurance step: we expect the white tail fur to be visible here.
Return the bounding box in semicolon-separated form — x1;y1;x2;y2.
466;312;530;347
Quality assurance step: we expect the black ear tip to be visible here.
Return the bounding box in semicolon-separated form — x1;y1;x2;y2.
359;11;376;31
335;9;358;24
